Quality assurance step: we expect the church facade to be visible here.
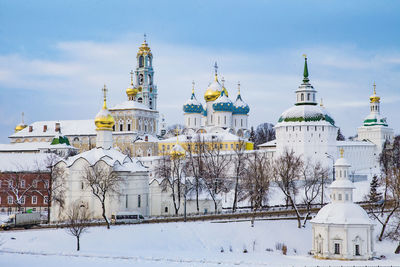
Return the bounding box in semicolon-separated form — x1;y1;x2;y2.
9;38;160;157
183;63;250;137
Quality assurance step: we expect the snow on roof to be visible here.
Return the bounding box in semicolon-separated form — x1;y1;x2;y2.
258;140;277;147
64;147;147;173
0;142;76;152
110;100;156;112
329;179;355;189
0;153;58;172
159;132;244;144
277;105;335;126
10;120;96;138
337;140;375;147
311;202;372;225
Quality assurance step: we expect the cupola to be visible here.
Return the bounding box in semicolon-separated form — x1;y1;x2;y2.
183;81;203;113
233;82;250;115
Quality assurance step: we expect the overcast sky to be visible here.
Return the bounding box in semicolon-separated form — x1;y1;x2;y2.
1;0;400;142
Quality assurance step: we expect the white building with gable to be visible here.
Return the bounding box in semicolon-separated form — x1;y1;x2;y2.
311;149;374;260
51;88;150;222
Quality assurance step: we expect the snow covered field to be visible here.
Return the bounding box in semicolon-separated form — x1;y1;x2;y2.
0;219;399;267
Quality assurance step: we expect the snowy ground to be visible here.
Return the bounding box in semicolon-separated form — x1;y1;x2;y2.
0;219;399;267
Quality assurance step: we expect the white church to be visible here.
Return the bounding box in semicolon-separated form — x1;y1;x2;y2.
260;56;394;178
311;149;374;260
183;63;250;137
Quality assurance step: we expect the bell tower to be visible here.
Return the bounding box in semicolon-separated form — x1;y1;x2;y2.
135;34;158;110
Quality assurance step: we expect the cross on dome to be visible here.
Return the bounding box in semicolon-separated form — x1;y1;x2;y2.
130;70;134;86
237;81;241;94
340;148;344;158
102;84;108;109
214;62;218;77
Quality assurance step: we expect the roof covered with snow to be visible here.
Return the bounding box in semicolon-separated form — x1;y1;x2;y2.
10;120;96;138
110;100;156;112
159;132;244;143
0;142;76;152
63;147;147;173
277;105;335;126
0;153;58;172
311;202;372;225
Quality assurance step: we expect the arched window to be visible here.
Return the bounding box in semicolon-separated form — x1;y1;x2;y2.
301;93;304;101
224;116;226;124
149;98;153;109
307;93;310;101
139;56;144;67
138;97;143;103
148;74;152;85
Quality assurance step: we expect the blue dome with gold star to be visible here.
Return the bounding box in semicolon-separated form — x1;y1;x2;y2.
183;90;203;114
233;92;250;115
213;90;234;112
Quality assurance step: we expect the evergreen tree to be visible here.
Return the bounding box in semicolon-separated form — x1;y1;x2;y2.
336;128;345;141
249;126;256;144
368;175;382;203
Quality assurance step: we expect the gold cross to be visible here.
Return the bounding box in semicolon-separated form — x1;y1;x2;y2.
130;70;134;86
102;84;108;101
340;148;344;158
238;81;241;94
192;80;195;94
373;82;376;95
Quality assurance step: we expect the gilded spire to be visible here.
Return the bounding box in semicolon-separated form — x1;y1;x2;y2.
102;84;108;109
370;82;380;103
302;54;309;83
340;148;344;158
192;80;195;95
238;81;241;95
320;98;324;107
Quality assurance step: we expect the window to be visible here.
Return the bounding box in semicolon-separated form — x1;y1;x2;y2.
164;207;168;213
334;243;340;255
355;244;360;256
20;180;25;188
128;124;131;131
301;93;304;101
126;194;128;209
139;56;144;67
8;196;13;204
218;116;220;124
138;195;141;208
32;180;37;188
32;196;37;204
21;196;25;204
120;124;123;131
241;119;243;127
224;116;226;124
44;196;48;204
81;182;84;190
307;93;310;101
338;194;342;200
345;194;349;201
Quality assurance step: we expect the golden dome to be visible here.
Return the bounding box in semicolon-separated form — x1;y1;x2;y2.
15;112;27;132
126;87;138;97
137;39;152;56
170;143;185;159
370;82;380;103
95;85;115;131
204;75;223;102
15;124;27;133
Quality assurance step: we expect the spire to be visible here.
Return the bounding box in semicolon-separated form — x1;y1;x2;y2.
373;81;376;95
21;112;25;124
302;54;309;83
192;80;195;95
143;33;147;44
340;148;344;158
130;70;134;86
214;62;218;80
102;84;108;109
236;81;242;101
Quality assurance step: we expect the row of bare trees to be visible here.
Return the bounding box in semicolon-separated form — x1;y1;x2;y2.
155;135;328;228
365;137;400;252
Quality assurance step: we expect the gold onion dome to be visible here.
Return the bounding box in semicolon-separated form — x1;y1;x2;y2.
204;62;225;102
95;85;115;131
370;82;380;103
137;35;152;56
15;112;27;132
126;70;138;98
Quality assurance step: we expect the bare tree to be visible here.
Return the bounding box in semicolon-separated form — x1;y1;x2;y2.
301;160;328;227
155;151;185;215
82;163;123;229
185;135;206;213
34;153;65;223
3;165;33;212
243;151;272;211
66;202;91;251
368;138;400;241
385;213;400;253
202;137;231;213
232;138;247;212
274;149;303;228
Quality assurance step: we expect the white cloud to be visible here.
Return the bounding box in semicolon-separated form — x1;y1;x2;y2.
0;37;400;141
